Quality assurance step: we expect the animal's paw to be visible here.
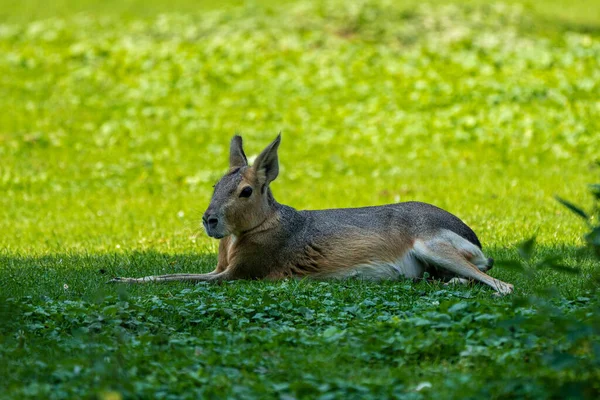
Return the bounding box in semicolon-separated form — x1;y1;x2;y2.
444;278;470;286
106;277;134;284
493;282;514;296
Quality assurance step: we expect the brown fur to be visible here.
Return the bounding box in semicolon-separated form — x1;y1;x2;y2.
295;231;413;278
109;135;514;295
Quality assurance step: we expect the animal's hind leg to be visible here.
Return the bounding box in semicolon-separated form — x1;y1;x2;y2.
413;236;513;295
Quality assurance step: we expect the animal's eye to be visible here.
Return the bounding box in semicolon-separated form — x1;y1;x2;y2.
239;186;253;198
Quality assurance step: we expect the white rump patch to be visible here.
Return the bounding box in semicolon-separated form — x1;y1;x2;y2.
434;229;489;271
412;229;489;272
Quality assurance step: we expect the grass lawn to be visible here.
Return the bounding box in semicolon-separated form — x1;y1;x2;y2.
1;0;600;398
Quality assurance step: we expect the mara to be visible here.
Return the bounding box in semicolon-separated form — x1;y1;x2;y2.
111;135;513;295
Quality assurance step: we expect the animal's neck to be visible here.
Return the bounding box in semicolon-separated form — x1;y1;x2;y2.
264;186;276;206
239;190;302;239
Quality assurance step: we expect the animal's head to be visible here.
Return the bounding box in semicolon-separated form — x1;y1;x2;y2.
202;134;281;239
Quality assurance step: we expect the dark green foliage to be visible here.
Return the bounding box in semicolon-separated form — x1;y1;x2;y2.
2;278;599;399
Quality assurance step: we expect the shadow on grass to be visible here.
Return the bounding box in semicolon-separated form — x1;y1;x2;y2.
0;250;218;300
0;244;597;300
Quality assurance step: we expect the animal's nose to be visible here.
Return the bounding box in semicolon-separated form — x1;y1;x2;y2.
208;216;219;229
203;214;219;230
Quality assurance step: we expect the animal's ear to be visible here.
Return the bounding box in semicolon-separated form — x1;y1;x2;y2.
229;135;248;170
253;133;281;186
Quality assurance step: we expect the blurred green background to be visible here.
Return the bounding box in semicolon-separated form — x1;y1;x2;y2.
1;0;599;255
1;0;599;26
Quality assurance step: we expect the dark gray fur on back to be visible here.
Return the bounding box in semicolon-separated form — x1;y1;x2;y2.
277;201;481;248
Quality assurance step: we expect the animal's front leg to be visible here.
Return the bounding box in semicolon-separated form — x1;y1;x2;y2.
107;270;232;284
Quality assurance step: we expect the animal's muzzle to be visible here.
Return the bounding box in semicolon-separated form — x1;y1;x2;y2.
202;213;223;238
